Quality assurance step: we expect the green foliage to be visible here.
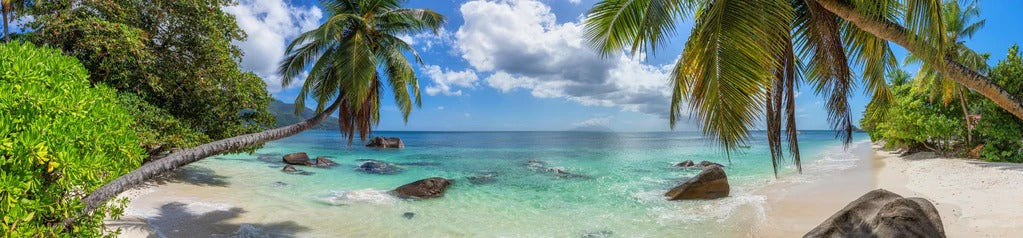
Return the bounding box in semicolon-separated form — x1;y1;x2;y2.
861;70;963;152
0;42;144;236
977;45;1023;162
28;0;274;151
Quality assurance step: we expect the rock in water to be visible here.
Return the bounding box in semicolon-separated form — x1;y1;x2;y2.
698;160;724;168
282;165;298;172
366;136;404;148
664;165;729;200
674;160;695;167
805;189;945;238
282;152;312;165
355;160;403;174
467;172;498;185
393;177;453;199
403;212;415;219
314;156;336;167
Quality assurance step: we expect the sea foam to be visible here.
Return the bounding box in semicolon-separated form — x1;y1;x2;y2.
320;189;397;205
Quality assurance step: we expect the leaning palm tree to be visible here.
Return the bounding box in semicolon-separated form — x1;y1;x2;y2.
906;0;988;145
584;0;1022;176
62;0;443;229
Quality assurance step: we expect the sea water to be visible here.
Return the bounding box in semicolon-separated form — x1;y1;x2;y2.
156;131;870;237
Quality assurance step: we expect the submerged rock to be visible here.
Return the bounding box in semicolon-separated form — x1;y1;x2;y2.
366;136;404;148
282;152;312;165
273;181;287;187
394;162;441;166
403;212;415;219
665;165;729;200
805;189;945;238
356;160;404;174
581;230;614;238
393;177;453;199
674;160;724;169
282;165;297;172
525;160;591;179
467;172;498;185
698;161;724;168
674;160;696;167
314;156;336;167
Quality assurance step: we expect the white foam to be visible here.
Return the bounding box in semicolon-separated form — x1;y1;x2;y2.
320;189;397;205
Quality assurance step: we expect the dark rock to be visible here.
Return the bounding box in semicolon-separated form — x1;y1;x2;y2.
402;212;415;219
665;165;729;200
282;152;312;165
698;161;724;168
356;160;404;174
366;136;404;148
674;160;695;167
393;177;453;199
314;156;336;167
805;189;945;238
273;181;287;187
581;230;614;238
282;165;298;172
394;162;441;166
525;160;591;179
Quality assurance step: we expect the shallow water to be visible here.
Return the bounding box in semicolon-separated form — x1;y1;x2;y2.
138;131;869;237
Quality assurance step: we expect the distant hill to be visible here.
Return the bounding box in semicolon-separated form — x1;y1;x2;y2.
268;99;340;130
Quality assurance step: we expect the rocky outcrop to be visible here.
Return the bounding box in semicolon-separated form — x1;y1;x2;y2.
675;160;725;169
805;189;945;238
467;172;498;185
525;160;591;179
366;136;404;148
392;177;453;199
314;156;336;167
282;152;312;165
355;159;403;174
665;165;729;200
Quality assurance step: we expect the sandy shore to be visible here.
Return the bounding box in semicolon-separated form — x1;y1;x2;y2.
754;143;1023;237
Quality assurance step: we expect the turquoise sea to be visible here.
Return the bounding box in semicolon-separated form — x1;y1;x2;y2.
147;130;871;237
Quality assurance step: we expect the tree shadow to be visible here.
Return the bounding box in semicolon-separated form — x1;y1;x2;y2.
149;166;230;187
967;160;1023;172
138;202;310;237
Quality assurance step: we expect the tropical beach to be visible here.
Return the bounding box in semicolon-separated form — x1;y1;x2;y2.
5;0;1023;237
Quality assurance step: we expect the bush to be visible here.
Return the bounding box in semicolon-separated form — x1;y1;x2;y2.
977;45;1023;162
0;42;145;236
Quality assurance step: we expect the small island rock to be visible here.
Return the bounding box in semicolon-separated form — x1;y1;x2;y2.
282;152;312;165
314;156;336;167
805;189;944;238
366;136;404;148
393;177;453;199
665;165;730;200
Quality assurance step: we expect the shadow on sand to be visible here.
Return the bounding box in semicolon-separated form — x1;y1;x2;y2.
149;166;231;187
109;202;310;237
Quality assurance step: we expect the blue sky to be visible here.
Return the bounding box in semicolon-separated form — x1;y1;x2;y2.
220;0;1023;132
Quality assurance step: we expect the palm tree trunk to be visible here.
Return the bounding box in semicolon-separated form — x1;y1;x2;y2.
959;89;972;145
60;97;343;229
815;0;1023;121
3;8;9;42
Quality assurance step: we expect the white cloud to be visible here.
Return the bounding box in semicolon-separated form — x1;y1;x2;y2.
224;0;322;92
423;65;480;96
569;0;582;4
456;0;673;117
437;106;445;110
573;116;612;127
406;28;454;51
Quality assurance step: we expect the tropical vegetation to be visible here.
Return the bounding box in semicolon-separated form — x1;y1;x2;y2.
583;0;1023;175
0;42;145;237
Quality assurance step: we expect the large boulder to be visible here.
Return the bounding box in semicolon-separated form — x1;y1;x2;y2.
355;159;403;174
665;165;729;200
805;189;944;238
366;136;404;148
282;152;312;165
392;177;453;199
314;156;336;167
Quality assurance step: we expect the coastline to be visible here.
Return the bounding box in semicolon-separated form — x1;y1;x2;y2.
754;142;1023;237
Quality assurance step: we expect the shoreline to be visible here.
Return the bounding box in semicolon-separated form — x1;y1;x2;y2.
106;141;1023;237
754;142;1023;237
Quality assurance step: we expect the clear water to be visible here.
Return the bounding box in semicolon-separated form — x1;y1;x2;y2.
168;131;869;237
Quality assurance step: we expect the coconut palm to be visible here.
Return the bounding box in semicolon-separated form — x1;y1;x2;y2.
65;0;443;229
906;0;988;145
584;0;1020;176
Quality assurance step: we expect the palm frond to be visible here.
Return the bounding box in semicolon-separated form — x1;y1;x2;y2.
583;0;695;57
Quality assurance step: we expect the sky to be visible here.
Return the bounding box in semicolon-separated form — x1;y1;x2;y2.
114;0;1023;131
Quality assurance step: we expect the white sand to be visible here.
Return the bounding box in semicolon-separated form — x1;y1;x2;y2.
754;143;1023;237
